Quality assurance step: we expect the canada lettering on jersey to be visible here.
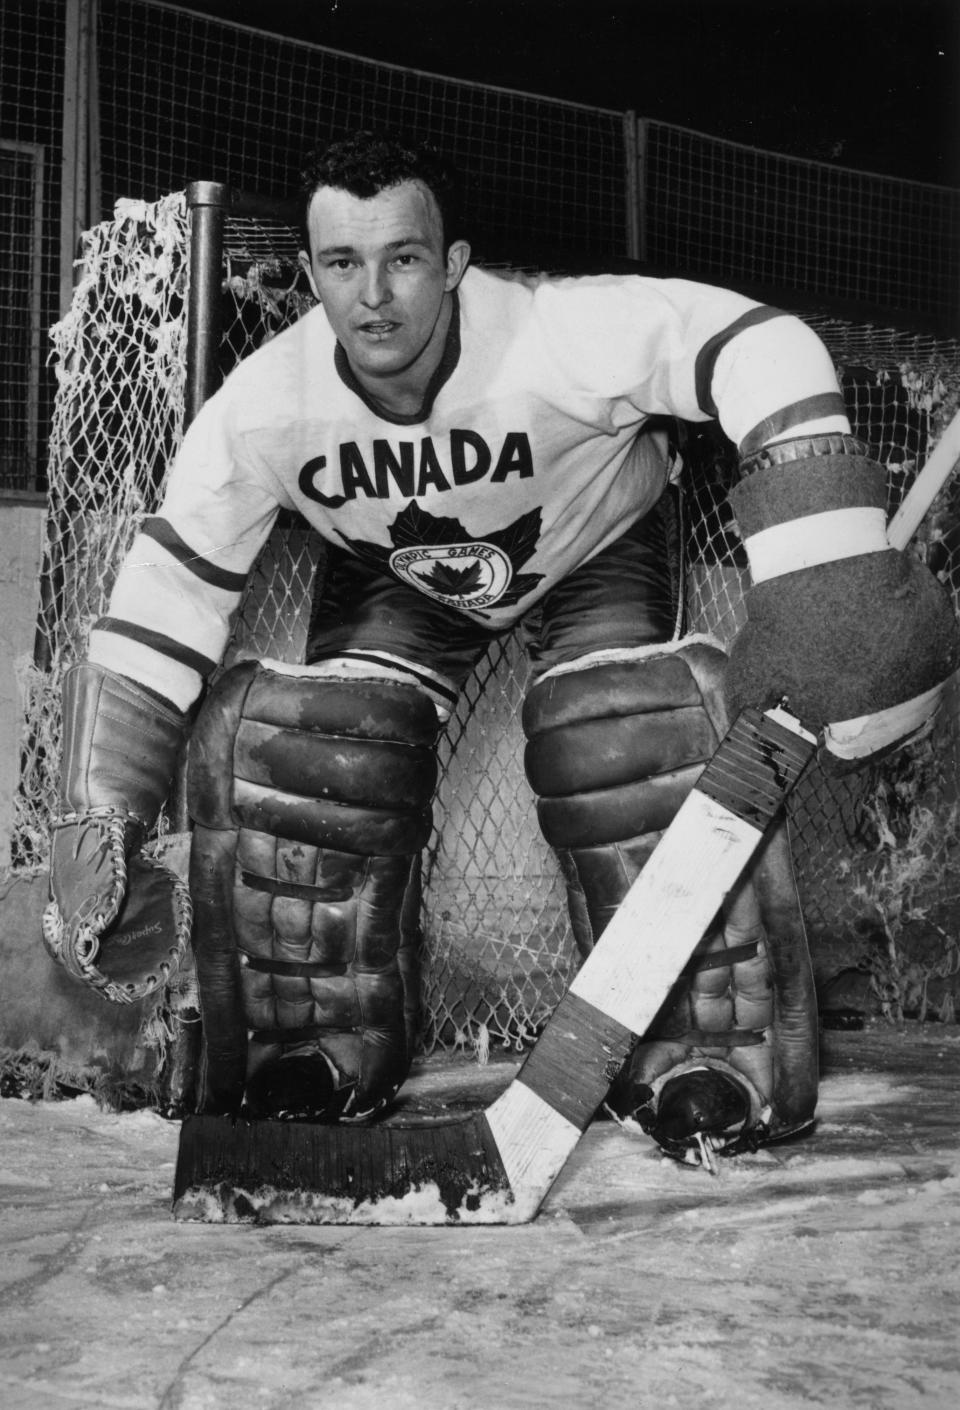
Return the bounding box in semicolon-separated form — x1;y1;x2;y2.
297;430;534;509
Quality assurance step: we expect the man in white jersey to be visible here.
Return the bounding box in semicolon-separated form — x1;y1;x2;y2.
45;132;960;1164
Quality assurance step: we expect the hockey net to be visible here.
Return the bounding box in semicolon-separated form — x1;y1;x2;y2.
19;193;960;1057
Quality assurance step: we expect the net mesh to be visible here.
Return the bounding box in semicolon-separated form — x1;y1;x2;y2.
20;193;960;1053
20;193;189;865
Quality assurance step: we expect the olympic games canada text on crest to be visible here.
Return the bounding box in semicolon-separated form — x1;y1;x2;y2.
389;541;513;608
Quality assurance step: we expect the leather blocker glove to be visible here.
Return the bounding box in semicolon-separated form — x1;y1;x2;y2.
726;435;960;761
43;662;192;1004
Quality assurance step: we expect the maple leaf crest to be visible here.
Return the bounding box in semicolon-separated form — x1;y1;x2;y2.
413;560;484;596
344;502;545;617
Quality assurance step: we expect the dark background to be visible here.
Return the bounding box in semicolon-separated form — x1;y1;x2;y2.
174;0;960;186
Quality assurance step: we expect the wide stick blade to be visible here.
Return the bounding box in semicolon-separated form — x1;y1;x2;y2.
173;1111;515;1225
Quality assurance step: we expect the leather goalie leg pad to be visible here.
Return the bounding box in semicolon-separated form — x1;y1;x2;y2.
187;661;438;1121
523;641;818;1163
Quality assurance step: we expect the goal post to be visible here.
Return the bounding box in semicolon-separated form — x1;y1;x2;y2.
19;188;960;1061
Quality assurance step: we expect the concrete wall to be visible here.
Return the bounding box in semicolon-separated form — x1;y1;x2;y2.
0;491;45;870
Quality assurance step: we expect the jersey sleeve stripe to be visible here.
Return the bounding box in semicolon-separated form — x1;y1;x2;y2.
92;617;219;678
694;306;788;417
140;516;250;592
737;392;849;455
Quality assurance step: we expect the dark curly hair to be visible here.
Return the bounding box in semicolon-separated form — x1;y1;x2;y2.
300;131;467;253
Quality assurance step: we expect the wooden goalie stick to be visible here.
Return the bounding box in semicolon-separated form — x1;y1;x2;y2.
172;409;960;1225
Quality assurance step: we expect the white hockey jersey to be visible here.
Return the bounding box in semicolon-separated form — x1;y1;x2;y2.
90;265;849;709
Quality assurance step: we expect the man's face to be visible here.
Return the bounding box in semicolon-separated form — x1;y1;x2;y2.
300;179;470;391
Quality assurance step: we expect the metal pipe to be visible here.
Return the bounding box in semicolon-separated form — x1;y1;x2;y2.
172;182;230;830
623;110;641;262
185;181;229;429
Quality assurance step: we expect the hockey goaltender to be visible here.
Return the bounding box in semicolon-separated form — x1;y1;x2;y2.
43;131;960;1169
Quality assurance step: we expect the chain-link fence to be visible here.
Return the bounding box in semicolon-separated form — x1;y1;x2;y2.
642;123;960;321
19;192;960;1053
3;0;958;495
0;0;67;491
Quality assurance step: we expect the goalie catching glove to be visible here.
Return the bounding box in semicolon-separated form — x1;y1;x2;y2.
43;663;192;1003
727;434;960;760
